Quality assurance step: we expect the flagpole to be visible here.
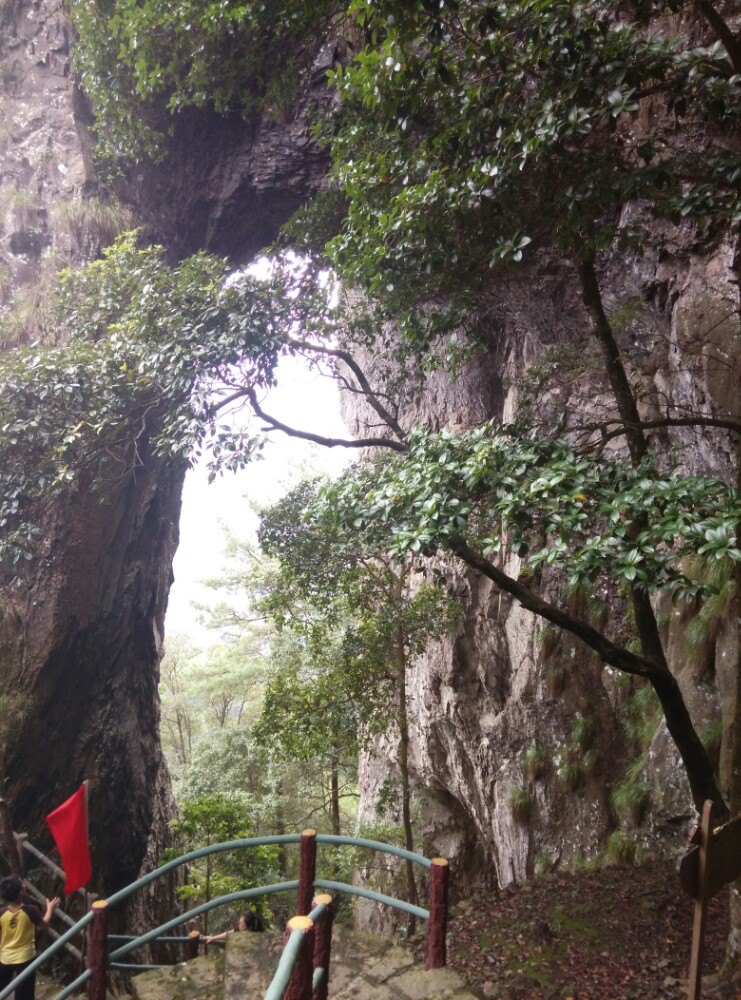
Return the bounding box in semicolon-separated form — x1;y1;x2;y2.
81;781;90;976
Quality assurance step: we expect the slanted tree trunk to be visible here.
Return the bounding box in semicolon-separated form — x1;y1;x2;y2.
720;448;741;980
576;254;728;816
274;782;288;877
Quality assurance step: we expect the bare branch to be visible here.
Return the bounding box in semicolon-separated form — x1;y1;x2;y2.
286;337;407;444
575;414;741;452
245;386;407;452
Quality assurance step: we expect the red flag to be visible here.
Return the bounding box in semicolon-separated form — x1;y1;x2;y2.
46;784;92;896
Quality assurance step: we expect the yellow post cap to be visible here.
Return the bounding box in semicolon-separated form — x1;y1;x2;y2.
287;916;314;932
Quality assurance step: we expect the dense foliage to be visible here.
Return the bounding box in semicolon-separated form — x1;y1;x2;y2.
322;1;739;307
70;0;340;175
312;426;739;598
1;0;737;846
165;794;280;929
71;0;739;350
0;237;334;570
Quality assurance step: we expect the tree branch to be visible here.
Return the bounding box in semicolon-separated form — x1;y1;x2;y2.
448;536;660;678
245;387;407;452
286;337;407;444
695;0;741;73
448;536;725;813
576;415;741;451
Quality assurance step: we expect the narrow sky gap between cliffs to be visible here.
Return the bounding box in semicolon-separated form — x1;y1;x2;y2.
165;259;349;645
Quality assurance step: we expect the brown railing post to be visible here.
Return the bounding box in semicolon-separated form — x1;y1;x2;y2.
284;916;314;1000
185;929;200;960
297;828;317;916
425;857;449;970
87;900;109;1000
311;894;334;1000
687;801;714;1000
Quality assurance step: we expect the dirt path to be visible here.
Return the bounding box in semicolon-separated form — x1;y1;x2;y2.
443;862;737;999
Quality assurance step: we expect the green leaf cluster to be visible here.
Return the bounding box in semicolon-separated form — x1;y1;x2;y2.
0;236;333;571
322;1;738;313
165;793;281;926
313;424;739;598
69;0;339;172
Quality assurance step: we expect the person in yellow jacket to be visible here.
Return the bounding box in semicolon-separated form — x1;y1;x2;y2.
0;876;58;1000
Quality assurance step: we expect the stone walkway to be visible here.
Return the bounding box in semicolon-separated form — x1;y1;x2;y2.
126;926;481;1000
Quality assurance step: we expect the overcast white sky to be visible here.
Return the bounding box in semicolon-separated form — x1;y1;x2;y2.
165;352;350;645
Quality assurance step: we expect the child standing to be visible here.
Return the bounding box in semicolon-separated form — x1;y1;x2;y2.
0;875;59;1000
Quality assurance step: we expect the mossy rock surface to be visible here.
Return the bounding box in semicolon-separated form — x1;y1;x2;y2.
132;950;224;1000
223;929;283;997
327;926;481;999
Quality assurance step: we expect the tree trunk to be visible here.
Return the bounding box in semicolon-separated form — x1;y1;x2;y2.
450;537;725;813
330;765;341;837
649;671;728;817
576;255;729;815
274;782;288;877
720;444;741;980
0;797;23;875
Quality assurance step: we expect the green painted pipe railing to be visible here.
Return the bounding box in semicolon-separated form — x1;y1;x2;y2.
0;837;302;1000
4;831;447;1000
109;883;299;962
44;883;302;1000
315;834;432;869
314;878;429;920
107;934;197;942
53;968;90;1000
264;899;329;1000
109;963;162;972
312;967;325;991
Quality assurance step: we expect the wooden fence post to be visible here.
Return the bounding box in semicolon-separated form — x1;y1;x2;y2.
687;802;713;1000
425;857;449;970
297;829;317;917
284;916;314;1000
185;929;200;960
87;900;109;1000
311;894;334;1000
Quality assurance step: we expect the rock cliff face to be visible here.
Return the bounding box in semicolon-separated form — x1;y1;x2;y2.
345;235;738;906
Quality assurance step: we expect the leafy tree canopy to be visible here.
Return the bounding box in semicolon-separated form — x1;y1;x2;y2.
312;425;739;601
165;793;280;924
0;235;335;570
71;1;740;351
259;477;462;675
321;0;739;296
70;0;341;172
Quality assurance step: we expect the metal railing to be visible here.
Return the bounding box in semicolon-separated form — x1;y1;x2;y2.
0;828;449;1000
